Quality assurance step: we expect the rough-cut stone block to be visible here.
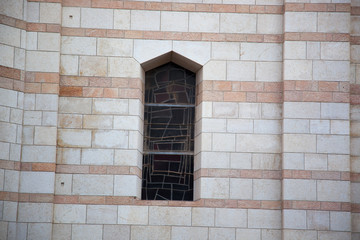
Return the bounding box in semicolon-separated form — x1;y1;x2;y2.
97;38;133;57
284;12;317;32
114;175;140;197
114;9;130;30
317;135;349;154
227;61;255;81
318;13;350;33
73;174;113;195
87;205;117;224
248;210;281;229
230;178;252;199
79;56;107;77
200;177;229;199
253;179;281;200
131;226;170;240
192;208;215;227
118;205;148;225
313;61;350;82
236;134;281;153
220;13;256;33
108;57;142;78
39;3;61;24
283;179;316;201
189;12;219;33
215;208;247;228
26;51;60;72
283;210;307;229
93;130;128;149
18;203;53;223
131;10;160;31
62;7;80;27
61;36;96;55
59;97;92;114
82;149;114;165
241;43;282;61
72;224;103;240
81;8;113;29
54;204;86;223
149;206;191;226
317;180;350;202
20;172;54;194
58;129;92;148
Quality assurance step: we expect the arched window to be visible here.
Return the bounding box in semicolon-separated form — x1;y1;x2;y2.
142;62;195;201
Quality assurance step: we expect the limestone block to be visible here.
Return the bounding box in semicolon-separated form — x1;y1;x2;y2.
283;134;317;153
173;227;209;240
87;205;117;224
0;24;20;47
192;208;215;227
262;103;282;119
330;212;351;231
81;8;113;29
252;153;281;170
0;44;14;68
27;2;39;23
283;179;317;201
352;16;360;35
248;210;281;229
83;115;113;129
201;152;230;168
256;62;282;82
108;57;142;78
213;133;235;151
307;41;321;60
9;109;22;125
54;204;86;223
209;228;235;240
227;61;255;81
284;102;320;119
213;102;238;118
236;134;281;153
0;88;17;108
203;60;226;80
227;119;253;133
62;7;80;28
195;133;212;153
26;51;60;72
236;229;260;240
114;175;140;196
79;56;107;77
114;10;130;30
18;203;53;222
229;178;252;199
313;61;350;81
61;54;80;75
201;118;226;132
0;222;6;240
103;225;130;240
318;13;350;33
0;122;17;143
262;230;280;240
26;32;37;50
253;179;281;200
305;154;327;170
58;113;82;129
149;206;191;226
38;32;60;51
114;149;141;166
34;126;57;145
331;120;349;135
321;42;349;61
22;126;34;144
283;119;310;133
39;3;61;24
81;149;114;165
328;154;349;171
52;224;71;240
73;174;113;195
55;174;72;195
283;230;317;240
42;111;57;126
318;231;351;240
28;223;52;240
131;226;171;240
3;201;17;221
352;138;360;156
173;41;211;66
283;210;306;229
133;39;171;64
97;38;133;57
220;13;256;33
118;205;148;225
351;45;360;63
57;148;80;164
284;60;312;80
284;12;317;32
160;11;188;32
215;208;247;228
93;130;128;148
58;129;92;148
14;48;25;70
0;0;23;19
306;210;329;230
72;225;103;240
317;135;349;154
0;142;9;160
22;145;56;163
129;99;143;117
20;172;54;194
200;177;229;199
0;106;10;122
310;120;330;134
24;93;36;110
284;41;306;60
189;12;219;33
128;130;142;150
283;152;305;170
59;97;92;114
4;170;19;192
9;143;21;161
241;43;282;61
257;14;283;34
254;120;281;134
114;116;141;131
61;36;96;55
212;42;240;60
131;10;160;31
35;94;58;111
317;180;350;202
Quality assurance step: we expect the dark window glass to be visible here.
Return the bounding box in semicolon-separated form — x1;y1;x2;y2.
142;62;195;201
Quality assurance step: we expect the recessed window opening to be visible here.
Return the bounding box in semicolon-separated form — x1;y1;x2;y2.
142;62;195;201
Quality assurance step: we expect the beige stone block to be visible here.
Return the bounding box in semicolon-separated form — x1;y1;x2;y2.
192;208;214;227
81;8;113;29
201;118;226;133
317;180;350;202
307;41;321;60
283;134;316;153
352;138;360;156
351;45;360;63
38;32;60;51
131;10;160;31
189;12;219;33
241;43;282;61
200;177;229;199
213;133;235;152
14;48;25;70
195;133;212;154
114;9;130;30
236;134;281;153
36;94;58;111
317;135;349;154
0;44;14;68
213;102;238;118
0;88;18;108
114;149;141;166
114;116;141;131
256;62;282;82
0;222;6;240
73;174;113;195
319;231;351;240
26;51;60;72
39;3;61;24
227;61;255;81
263;230;286;240
330;211;351;231
305;153;327;170
18;203;53;222
9;108;22;125
131;226;170;240
283;179;317;200
310;120;330;134
331;120;349;134
248;209;281;229
4;170;19;192
230;178;252;199
87;205;117;224
27;2;39;23
261;103;282;119
254;120;281;134
22;126;34;144
93;130;128;148
114;175;140;197
72;224;102;240
83;115;112;129
62;7;80;28
313;60;350;81
209;228;235;240
253;179;281;200
0;122;17;143
283;119;310;133
79;56;107;77
28;223;52;240
227;119;253;133
128;99;142;117
318;13;350;33
328;154;349;171
353;183;360;204
9;143;21;161
201;152;230;168
321;42;349;60
26;32;38;50
236;229;260;240
118;205;148;225
61;36;96;55
306;210;329;230
58;129;91;148
108;57;142;78
149;206;191;226
0;0;23;19
173;227;208;240
353;213;360;232
352;16;360;35
128;130;142;150
173;41;211;66
59;97;92;114
55;174;72;195
352;121;360;137
215;208;247;227
283;209;307;229
284;102;320;119
283;230;317;240
0;24;21;47
54;204;86;223
97;38;133;57
203;60;226;80
60;55;78;75
160;11;188;32
285;12;317;32
0;142;9;160
42;111;57;127
3;201;17;221
103;225;130;240
34;126;57;145
252;153;281;170
22;145;56;163
0;106;10;122
52;224;71;240
20;172;54;194
81;149;114;165
23;93;35;111
284;60;312;80
212;42;239;60
284;41;306;60
220;13;256;33
133;39;171;64
257;14;283;34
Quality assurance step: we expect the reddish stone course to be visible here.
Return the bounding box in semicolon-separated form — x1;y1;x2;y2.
285;3;350;12
285;32;350;42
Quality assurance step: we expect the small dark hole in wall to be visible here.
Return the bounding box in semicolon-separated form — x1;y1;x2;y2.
69;15;73;19
61;182;64;186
